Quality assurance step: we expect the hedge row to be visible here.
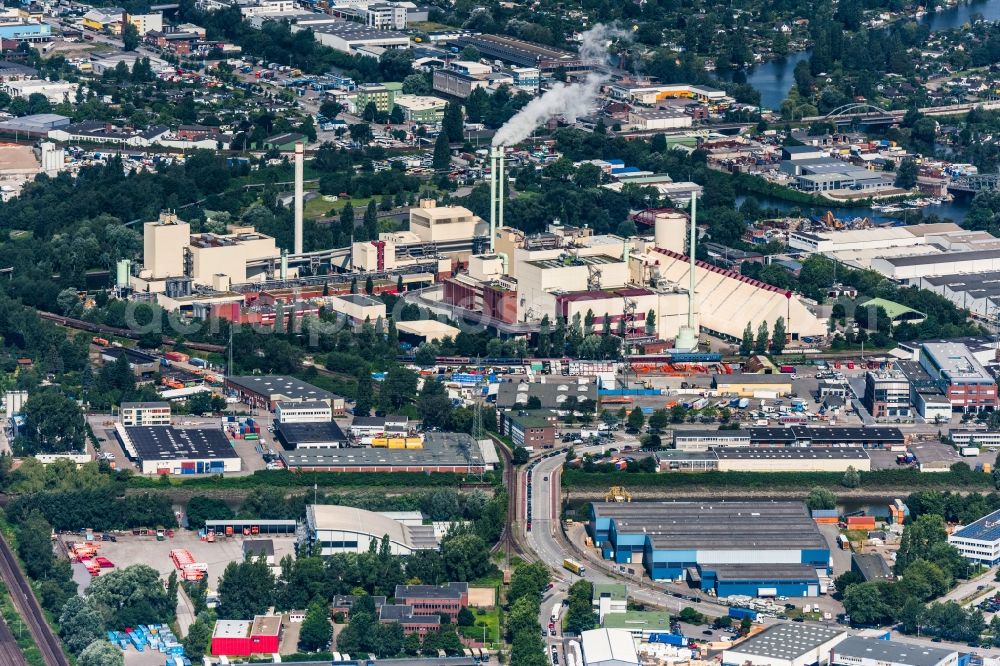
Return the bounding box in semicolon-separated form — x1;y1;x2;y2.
127;469;498;489
561;467;994;491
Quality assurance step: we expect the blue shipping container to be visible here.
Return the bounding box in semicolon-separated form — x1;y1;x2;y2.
649;633;687;646
729;608;758;621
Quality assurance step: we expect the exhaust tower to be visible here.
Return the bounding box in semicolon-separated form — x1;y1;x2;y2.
294;142;304;255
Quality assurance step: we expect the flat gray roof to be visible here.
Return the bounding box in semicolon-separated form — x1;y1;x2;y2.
592;501;827;551
832;636;956;666
283;432;486;468
709;563;820;582
716;447;871;461
884;248;1000;267
726;623;846;660
227;375;335;401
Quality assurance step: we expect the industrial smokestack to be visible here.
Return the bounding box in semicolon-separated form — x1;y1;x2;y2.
294;142;304;255
673;192;699;352
489;146;499;253
498;149;505;234
687;192;697;329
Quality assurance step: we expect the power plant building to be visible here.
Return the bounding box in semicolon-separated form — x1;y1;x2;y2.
589;501;830;597
131;211;284;295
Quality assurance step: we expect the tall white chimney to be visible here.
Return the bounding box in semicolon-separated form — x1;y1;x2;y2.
294;142;304;255
489;146;499;253
498;149;505;234
673;192;699;351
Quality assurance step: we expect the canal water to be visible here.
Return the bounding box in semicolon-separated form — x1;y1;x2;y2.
730;0;1000;110
735;193;973;224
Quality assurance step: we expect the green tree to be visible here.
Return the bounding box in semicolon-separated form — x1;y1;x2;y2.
15;389;86;454
740;322;754;356
17;510;56;579
217;557;275;619
443;102;464;142
364;199;378;240
647;409;669;434
185;496;234;529
512;446;529;464
87;565;174;628
842;466;861;488
806;487;836;511
375;622;405;657
626;408;645;432
433;131;451;171
354;374;374;416
772;317;786;354
59;596;105;654
183;610;215;660
754;321;769;354
401;73;430;95
122;22;139;51
895;157;919;189
340;201;355;236
843;582;892;625
441;532;491;581
298;601;333;651
78;640;123;666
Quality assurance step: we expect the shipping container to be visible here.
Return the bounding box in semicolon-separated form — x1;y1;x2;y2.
729;608;758;621
961;447;981;457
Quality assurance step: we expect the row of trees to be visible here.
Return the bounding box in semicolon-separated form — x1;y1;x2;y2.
505;563;551;666
738;317;787;356
841;514;972;634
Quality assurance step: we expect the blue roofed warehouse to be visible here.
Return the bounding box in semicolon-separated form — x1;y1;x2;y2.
590;501;830;597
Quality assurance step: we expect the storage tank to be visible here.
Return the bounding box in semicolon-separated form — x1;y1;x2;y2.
654;211;687;254
116;259;132;287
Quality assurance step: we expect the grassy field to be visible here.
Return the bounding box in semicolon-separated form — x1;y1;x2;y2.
0;581;44;666
459;607;501;645
305;195;376;219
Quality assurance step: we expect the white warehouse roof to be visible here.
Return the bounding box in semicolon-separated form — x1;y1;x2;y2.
581;628;638;666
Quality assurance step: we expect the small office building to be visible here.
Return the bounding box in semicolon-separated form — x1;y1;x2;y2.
948;507;1000;565
119;401;171;426
274;400;333;423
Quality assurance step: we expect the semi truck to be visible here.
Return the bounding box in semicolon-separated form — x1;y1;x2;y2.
563;559;586;576
729;608;758;621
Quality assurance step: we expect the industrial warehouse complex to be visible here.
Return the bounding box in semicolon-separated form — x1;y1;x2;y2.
589;502;831;596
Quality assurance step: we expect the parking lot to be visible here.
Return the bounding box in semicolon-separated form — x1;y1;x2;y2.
64;529;296;591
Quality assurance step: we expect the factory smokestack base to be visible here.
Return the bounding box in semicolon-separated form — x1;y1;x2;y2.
294;142;304;255
673;192;699;352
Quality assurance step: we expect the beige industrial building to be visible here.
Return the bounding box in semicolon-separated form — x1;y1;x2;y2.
131;212;283;295
409;200;486;243
351;200;486;272
633;244;827;341
432;204;826;343
326;293;386;327
188;229;280;285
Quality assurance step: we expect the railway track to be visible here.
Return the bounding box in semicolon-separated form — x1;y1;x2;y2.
0;535;69;666
37;310;226;353
0;612;28;666
489;435;524;564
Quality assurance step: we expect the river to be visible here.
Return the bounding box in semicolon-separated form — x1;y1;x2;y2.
735;192;973;224
731;0;1000;110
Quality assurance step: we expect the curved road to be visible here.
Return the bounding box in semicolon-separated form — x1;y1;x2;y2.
523;446;731;618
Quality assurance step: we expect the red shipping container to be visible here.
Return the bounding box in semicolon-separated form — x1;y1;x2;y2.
846;516;876;529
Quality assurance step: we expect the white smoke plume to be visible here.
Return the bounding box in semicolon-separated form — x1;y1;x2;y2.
491;23;628;147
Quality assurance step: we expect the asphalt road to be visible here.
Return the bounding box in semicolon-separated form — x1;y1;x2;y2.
523;445;732;618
